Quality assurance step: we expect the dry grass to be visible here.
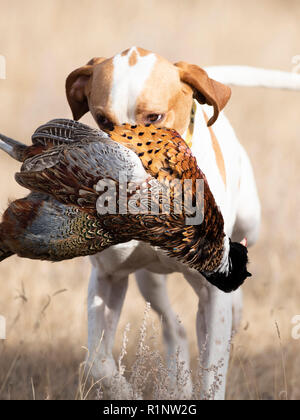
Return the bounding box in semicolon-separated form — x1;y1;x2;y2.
0;0;300;400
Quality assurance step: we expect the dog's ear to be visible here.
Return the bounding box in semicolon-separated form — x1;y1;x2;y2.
175;61;231;126
66;57;106;120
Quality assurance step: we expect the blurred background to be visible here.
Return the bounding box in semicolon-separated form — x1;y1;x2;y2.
0;0;299;400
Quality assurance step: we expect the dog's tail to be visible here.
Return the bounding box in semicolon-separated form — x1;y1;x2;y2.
205;66;300;91
0;133;27;161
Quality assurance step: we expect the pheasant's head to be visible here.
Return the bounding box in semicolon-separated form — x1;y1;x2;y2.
203;239;251;293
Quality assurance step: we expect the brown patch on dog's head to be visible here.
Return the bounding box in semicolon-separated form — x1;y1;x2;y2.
128;50;138;66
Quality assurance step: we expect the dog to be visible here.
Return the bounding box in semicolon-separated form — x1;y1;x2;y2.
65;46;261;399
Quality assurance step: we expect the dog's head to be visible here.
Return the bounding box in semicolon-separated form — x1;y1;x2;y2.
66;47;231;134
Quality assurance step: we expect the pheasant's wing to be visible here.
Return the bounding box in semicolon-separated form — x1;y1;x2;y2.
31;119;104;147
15;139;149;210
21;119;108;161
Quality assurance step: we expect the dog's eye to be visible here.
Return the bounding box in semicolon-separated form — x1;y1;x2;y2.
96;115;114;131
145;114;164;124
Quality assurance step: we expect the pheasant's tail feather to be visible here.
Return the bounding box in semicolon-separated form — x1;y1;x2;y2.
0;133;27;161
32;119;106;146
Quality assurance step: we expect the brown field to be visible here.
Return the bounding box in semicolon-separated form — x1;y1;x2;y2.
0;0;299;400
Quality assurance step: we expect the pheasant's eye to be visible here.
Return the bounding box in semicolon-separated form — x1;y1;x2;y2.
96;114;114;130
145;113;164;124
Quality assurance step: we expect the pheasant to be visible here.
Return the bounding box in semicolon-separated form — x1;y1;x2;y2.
0;119;251;292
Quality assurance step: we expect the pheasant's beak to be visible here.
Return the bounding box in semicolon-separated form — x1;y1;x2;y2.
240;237;248;247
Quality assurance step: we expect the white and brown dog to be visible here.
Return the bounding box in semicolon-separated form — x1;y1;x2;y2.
65;46;299;399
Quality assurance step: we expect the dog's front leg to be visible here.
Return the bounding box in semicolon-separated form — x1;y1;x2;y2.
186;275;233;400
135;269;192;398
86;264;132;399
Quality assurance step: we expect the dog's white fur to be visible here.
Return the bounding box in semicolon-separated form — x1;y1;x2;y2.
68;47;300;399
111;51;157;123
